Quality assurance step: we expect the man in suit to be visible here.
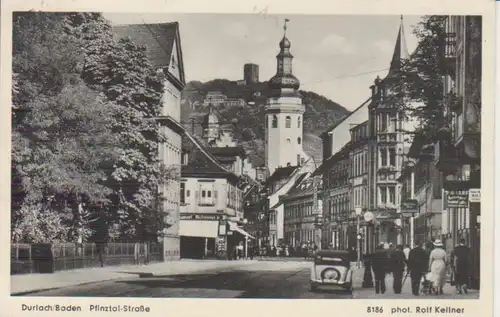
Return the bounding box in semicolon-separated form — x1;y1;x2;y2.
390;244;407;294
407;241;429;296
371;243;389;294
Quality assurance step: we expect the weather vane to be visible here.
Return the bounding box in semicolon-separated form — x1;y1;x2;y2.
284;18;290;34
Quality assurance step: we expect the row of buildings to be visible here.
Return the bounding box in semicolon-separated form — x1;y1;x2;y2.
244;16;481;288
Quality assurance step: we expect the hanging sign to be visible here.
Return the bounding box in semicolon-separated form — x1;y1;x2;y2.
445;192;468;208
468;188;481;203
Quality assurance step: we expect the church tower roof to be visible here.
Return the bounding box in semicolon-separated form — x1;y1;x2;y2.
202;104;219;126
386;15;409;78
268;19;301;95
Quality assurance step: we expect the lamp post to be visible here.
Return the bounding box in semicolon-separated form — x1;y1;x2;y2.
355;207;362;268
312;175;323;250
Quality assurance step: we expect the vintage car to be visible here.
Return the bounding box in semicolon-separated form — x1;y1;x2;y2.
309;250;353;293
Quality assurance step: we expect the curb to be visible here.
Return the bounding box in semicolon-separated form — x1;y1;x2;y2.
11;277;126;296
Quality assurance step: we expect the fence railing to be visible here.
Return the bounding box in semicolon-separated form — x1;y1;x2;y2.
11;242;164;275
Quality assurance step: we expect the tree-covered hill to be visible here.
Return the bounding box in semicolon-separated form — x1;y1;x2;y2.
181;79;350;166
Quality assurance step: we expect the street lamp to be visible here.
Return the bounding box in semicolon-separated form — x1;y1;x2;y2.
355;207;362;268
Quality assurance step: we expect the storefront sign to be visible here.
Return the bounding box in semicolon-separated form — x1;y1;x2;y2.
180;213;223;221
401;199;418;216
445;192;468;208
468;188;481;203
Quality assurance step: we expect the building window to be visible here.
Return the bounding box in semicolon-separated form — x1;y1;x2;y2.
297;116;301;128
297;137;301;144
380;187;387;204
389;148;396;167
180;182;186;204
388;187;395;204
266;116;269;128
380;148;387;167
199;182;215;206
285;116;291;128
272;115;278;128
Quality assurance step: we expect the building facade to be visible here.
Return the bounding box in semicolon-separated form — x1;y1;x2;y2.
179;132;252;259
320;144;351;250
113;22;186;261
283;176;323;248
348;121;371;254
435;15;481;289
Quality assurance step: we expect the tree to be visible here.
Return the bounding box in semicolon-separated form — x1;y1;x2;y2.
389;16;452;141
66;13;177;242
11;12;120;243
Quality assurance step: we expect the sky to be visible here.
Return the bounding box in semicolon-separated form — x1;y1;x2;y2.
104;13;423;111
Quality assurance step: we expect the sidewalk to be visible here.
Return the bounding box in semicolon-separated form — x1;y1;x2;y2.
351;268;479;299
11;259;255;295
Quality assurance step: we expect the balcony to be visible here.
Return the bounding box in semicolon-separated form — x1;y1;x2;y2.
442;31;456;75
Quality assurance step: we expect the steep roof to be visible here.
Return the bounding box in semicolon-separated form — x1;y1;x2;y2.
112;22;186;84
320;97;371;138
265;165;299;186
386;16;410;79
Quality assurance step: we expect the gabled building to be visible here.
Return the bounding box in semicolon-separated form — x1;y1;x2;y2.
113;22;186;261
179;131;254;259
366;16;416;247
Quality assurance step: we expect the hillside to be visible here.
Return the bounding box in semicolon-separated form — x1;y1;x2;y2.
180;79;350;167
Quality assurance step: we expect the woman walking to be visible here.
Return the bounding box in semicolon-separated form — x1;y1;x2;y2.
428;239;448;295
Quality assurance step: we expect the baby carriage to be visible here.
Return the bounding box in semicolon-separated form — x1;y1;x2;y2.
420;272;435;295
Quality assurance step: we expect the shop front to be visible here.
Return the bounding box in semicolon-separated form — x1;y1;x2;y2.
179;213;223;259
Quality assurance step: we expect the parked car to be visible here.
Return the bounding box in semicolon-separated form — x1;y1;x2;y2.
309;250;353;293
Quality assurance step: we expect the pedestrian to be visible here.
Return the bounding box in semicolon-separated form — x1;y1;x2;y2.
451;238;471;294
407;241;429;296
428;239;448;295
403;244;411;261
390;244;407;294
371;243;389;294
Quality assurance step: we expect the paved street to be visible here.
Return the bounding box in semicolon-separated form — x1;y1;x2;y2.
19;261;353;298
14;260;479;299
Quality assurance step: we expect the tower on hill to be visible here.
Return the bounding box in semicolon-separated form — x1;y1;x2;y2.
244;63;259;84
265;19;307;175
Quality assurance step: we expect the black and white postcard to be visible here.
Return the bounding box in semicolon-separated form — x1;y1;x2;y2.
1;0;496;316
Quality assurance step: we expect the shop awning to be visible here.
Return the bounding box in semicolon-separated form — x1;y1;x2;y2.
179;220;219;238
229;223;255;239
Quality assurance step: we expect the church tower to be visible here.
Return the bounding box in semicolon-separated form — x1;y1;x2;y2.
202;105;220;146
265;19;307;175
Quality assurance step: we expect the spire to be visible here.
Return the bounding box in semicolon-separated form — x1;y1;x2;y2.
269;18;300;94
387;15;409;77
